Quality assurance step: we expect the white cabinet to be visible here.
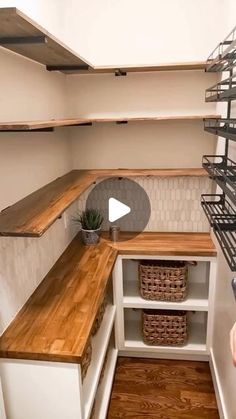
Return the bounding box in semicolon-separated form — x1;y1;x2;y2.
0;303;117;419
113;254;217;361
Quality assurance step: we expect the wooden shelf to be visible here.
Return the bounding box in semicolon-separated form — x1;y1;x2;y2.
0;9;206;74
0;235;118;363
0;8;89;69
0;115;221;131
0;169;208;237
63;61;207;74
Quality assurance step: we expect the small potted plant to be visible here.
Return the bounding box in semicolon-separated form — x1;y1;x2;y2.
74;208;103;245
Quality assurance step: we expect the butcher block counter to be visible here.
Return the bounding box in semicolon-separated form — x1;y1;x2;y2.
0;232;216;364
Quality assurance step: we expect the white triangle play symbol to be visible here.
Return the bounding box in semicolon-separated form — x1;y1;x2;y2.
108;197;131;222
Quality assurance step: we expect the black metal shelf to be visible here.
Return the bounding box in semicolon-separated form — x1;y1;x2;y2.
206;26;236;72
205;74;236;102
201;194;236;230
201;194;236;270
204;118;236;141
202;155;236;206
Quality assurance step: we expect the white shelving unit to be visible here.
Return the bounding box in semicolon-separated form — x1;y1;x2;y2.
113;254;217;362
82;304;116;419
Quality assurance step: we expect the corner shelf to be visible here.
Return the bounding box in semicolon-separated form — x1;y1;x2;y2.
0;114;220;132
206;25;236;72
0;8;207;75
204;118;236;141
0;168;208;237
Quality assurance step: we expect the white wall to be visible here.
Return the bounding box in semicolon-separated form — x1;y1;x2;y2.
67;70;218;169
0;43;72;333
0;0;228;67
61;0;228;66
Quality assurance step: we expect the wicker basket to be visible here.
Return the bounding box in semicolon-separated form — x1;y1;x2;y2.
81;340;92;381
92;296;107;336
139;260;189;302
142;309;188;346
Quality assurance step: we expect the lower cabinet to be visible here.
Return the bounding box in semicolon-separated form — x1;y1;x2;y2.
0;252;217;419
0;303;117;419
113;254;217;361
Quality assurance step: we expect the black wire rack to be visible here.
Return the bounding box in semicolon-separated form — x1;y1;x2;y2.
202;155;236;205
201;194;236;270
206;25;236;72
204;118;236;141
205;74;236;102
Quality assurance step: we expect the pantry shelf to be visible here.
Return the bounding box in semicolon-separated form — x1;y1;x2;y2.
123;281;209;311
202;155;236;206
205;74;236;102
124;318;207;355
0;7;89;70
206;25;236;72
204;118;236;141
0;168;208;237
0;8;207;75
0;114;220;132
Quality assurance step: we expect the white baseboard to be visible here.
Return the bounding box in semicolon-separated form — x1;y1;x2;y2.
210;348;228;419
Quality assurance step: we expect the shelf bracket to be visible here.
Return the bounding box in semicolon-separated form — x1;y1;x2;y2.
0;36;47;45
74;122;93;126
46;65;90;72
115;69;127;77
0;128;54;133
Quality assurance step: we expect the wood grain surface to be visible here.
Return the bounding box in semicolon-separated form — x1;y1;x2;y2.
0;7;88;67
0;114;220;130
0;235;118;363
0;232;216;363
107;357;219;419
106;232;217;257
0;169;208;237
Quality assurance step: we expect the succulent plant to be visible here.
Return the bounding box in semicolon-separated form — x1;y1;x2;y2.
73;208;103;230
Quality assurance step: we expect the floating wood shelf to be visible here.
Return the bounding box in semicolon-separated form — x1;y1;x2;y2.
0;115;220;131
0;232;216;363
0;168;208;237
59;61;207;75
0;9;207;75
0;7;89;69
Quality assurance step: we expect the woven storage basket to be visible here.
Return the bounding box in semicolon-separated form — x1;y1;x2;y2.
92;296;107;336
139;260;189;302
142;309;188;346
81;340;92;381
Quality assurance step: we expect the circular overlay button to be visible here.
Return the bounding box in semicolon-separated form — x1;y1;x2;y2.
85;177;151;240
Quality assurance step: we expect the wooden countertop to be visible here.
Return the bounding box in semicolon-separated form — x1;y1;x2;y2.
0;232;216;364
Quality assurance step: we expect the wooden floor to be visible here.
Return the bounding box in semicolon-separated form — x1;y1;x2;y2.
107;358;219;419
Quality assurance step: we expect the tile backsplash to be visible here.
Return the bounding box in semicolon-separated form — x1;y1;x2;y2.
77;176;213;232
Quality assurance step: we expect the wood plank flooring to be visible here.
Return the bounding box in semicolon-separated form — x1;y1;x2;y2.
107;358;219;419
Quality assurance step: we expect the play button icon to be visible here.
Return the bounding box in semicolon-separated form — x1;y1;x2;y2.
85;177;151;241
108;198;131;222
